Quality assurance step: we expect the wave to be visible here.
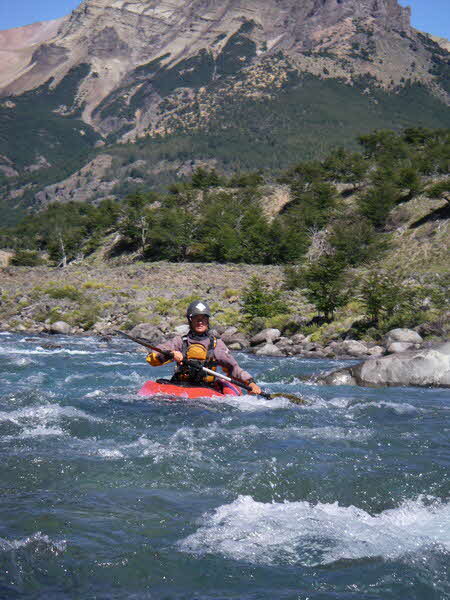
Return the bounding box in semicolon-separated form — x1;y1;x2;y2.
0;531;66;555
0;404;103;426
178;495;450;567
216;394;291;412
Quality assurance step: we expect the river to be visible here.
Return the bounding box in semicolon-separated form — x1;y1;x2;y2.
0;332;449;599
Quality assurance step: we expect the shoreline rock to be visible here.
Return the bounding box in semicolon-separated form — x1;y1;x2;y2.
314;342;450;388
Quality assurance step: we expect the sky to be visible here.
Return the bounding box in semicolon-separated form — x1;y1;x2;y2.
0;0;449;39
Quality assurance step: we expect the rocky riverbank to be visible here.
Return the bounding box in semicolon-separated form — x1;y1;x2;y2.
1;263;449;387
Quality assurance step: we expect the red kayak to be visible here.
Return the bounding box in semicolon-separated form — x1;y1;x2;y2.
138;379;242;400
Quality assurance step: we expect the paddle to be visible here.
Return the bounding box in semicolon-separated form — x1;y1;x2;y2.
114;330;305;405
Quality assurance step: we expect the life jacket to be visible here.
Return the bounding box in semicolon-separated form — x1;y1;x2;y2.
173;335;218;384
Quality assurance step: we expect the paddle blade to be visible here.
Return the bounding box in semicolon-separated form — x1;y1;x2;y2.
267;392;306;405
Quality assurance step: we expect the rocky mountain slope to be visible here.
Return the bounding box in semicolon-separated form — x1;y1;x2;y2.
0;0;449;220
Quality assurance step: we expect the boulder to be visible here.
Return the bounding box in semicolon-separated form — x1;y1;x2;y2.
301;350;327;358
93;321;114;335
130;323;165;342
367;345;385;357
221;326;238;339
333;340;369;357
275;337;294;353
228;342;245;351
253;342;285;357
288;344;306;355
40;342;63;350
384;328;423;346
173;324;190;336
221;329;249;349
386;341;414;354
303;342;324;352
320;370;357;386
250;328;281;346
316;344;450;388
323;346;337;358
290;333;306;345
49;321;72;335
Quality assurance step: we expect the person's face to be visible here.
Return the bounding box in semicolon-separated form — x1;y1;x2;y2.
191;314;209;334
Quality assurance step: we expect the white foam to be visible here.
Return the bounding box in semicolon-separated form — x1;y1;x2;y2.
179;495;450;566
0;404;103;426
115;371;145;383
96;361;130;366
218;393;291;412
170;422;372;445
0;346;95;356
84;389;104;398
352;401;422;415
98;448;124;459
8;356;36;367
24;373;46;385
20;426;65;438
0;532;66;554
64;374;87;383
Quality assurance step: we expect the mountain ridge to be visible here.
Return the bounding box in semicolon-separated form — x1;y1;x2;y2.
0;0;449;220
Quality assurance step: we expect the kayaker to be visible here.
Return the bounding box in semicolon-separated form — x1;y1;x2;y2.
146;300;262;394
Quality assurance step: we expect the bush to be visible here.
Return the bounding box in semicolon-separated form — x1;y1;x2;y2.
427;178;450;198
241;276;287;320
328;217;389;266
358;271;427;329
283;265;304;290
357;174;399;228
11;250;45;267
44;284;84;302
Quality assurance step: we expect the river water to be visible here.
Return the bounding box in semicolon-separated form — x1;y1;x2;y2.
0;332;449;599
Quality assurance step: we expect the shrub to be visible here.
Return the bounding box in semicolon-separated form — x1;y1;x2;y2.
223;288;240;299
11;250;45;267
427;178;450;199
154;298;174;316
328;217;389;266
82;280;111;290
358;270;427;329
241;276;287;320
44;284;84;302
283;265;304;290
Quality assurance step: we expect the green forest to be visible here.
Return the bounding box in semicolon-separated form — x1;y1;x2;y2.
2;127;448;267
1;126;449;338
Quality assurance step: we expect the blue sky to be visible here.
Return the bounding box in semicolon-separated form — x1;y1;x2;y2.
0;0;449;39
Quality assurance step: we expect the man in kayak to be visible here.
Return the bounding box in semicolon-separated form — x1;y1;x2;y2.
146;300;262;395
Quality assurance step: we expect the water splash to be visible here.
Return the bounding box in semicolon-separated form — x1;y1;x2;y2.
179;495;450;566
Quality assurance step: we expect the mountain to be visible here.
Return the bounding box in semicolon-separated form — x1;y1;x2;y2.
0;0;449;222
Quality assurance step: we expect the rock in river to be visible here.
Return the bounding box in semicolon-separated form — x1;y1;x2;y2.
316;342;450;388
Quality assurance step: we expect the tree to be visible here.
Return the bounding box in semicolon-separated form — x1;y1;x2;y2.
357;170;399;228
302;256;349;320
241;276;287;320
118;192;157;254
290;181;337;230
328;217;388;267
359;270;426;328
322;147;368;183
191;167;223;189
396;166;422;200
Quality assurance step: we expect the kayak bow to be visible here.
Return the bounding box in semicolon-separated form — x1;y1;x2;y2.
138;379;242;399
